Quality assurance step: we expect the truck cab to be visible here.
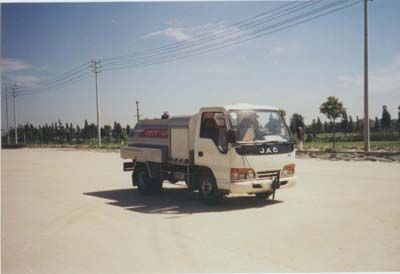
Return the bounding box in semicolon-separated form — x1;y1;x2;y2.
121;103;296;204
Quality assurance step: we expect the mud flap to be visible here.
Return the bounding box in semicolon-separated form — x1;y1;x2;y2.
271;174;281;200
123;161;135;171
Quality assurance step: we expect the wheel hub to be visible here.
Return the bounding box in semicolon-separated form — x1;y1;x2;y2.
201;179;213;195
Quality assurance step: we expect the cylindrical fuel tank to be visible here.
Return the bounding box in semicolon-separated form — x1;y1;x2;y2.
128;116;192;147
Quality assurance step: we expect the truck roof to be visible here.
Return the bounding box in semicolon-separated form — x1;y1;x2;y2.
198;103;279;113
138;104;279;126
224;103;278;111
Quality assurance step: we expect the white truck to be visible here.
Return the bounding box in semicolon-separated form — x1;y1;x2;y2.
121;103;296;204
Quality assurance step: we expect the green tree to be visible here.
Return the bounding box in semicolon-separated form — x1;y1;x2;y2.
122;130;128;144
373;117;379;132
316;117;323;133
355;116;361;132
289;113;305;149
289;113;305;134
323;121;329;133
397;105;400;136
381;105;391;137
310;119;317;135
102;125;112;143
89;123;97;141
348;115;354;132
278;109;286;119
58;119;69;144
37;125;42;143
112;122;123;143
82;120;89;141
17;125;24;144
42;124;48;144
76;125;81;143
68;123;75;143
320;96;346;149
340;112;349;136
51;122;56;143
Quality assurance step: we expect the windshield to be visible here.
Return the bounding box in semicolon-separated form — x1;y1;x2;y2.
229;110;291;143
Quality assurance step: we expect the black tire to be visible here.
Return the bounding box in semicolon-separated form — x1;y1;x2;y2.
132;165;162;195
198;171;222;205
255;192;272;199
151;179;163;194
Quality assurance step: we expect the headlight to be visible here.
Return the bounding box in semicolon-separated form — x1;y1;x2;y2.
281;163;295;177
231;168;256;181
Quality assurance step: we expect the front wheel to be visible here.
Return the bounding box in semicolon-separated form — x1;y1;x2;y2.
132;166;162;195
198;171;222;205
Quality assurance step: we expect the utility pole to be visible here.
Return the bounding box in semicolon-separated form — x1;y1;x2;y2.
363;0;370;152
5;87;10;144
135;100;141;124
12;84;19;145
91;59;102;147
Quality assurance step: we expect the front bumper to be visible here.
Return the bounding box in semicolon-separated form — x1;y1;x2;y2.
229;176;297;194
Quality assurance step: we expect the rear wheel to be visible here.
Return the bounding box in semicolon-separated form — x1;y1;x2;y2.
198;171;222;205
132;165;162;195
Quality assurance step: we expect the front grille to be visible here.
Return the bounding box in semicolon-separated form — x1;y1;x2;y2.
257;170;280;179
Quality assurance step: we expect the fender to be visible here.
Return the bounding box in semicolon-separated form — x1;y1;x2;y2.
132;161;161;179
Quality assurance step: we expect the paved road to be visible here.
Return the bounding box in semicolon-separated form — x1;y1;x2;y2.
2;148;400;273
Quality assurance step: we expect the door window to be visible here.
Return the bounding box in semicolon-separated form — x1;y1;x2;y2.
200;112;228;153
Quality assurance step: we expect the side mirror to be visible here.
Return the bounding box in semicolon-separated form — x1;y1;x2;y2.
227;129;237;143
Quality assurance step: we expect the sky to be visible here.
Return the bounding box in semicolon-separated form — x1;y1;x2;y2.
2;0;400;130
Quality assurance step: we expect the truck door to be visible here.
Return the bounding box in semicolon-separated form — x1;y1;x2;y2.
194;111;231;191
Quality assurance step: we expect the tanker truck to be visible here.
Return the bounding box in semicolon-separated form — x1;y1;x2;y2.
121;103;296;204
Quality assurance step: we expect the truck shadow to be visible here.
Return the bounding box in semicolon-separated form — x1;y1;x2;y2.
83;187;282;215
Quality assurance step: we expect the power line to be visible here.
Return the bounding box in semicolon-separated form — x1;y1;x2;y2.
102;1;321;67
100;1;299;62
15;2;309;95
17;63;91;93
7;0;363;105
16;72;91;96
104;0;359;70
101;1;310;64
11;0;358;94
103;0;360;72
102;0;354;70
